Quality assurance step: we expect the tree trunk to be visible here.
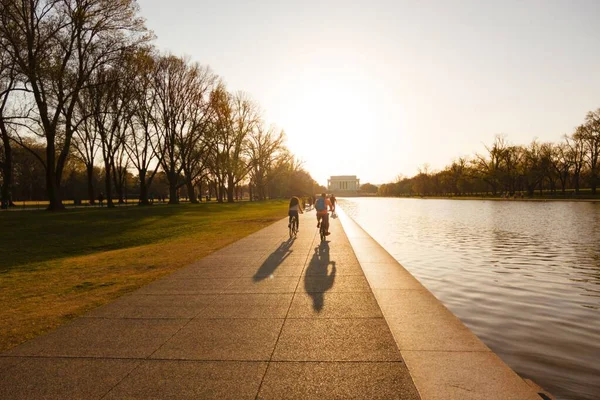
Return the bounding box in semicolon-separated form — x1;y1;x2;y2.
1;127;13;208
217;180;224;203
208;181;214;200
114;175;124;204
104;161;114;208
186;179;198;203
168;171;178;204
46;142;65;211
226;175;235;203
111;163;125;204
169;184;178;204
0;159;11;209
86;164;95;205
138;169;150;206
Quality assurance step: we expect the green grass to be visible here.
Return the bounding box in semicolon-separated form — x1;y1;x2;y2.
0;200;287;351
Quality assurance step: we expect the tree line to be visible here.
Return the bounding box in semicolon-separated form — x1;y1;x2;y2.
0;0;319;210
379;109;600;198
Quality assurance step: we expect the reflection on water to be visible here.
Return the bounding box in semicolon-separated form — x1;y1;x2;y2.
341;198;600;400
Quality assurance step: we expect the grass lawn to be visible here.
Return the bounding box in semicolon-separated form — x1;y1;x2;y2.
0;200;287;352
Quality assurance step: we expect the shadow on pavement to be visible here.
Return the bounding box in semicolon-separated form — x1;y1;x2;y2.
253;238;295;282
304;241;336;312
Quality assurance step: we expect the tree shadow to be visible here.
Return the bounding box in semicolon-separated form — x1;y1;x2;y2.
0;203;239;271
253;238;295;282
304;241;336;312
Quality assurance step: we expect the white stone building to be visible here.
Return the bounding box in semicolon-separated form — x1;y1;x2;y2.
327;175;360;195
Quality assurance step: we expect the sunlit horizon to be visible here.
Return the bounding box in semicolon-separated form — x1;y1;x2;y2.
137;0;600;186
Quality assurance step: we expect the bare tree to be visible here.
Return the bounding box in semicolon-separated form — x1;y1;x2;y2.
412;164;433;195
0;0;149;210
208;85;232;203
247;124;285;200
565;133;586;193
179;65;216;203
538;142;555;194
86;64;134;207
519;140;545;196
204;138;225;202
474;135;508;195
264;150;312;198
576;109;600;194
111;141;130;203
501;145;523;195
152;55;212;204
445;157;471;195
124;50;161;206
181;127;212;203
550;141;572;194
0;45;16;208
72;87;100;205
210;87;260;202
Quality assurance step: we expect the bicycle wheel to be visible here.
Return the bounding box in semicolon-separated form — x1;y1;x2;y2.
289;218;294;238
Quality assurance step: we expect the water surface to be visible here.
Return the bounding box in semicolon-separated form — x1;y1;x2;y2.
340;198;600;400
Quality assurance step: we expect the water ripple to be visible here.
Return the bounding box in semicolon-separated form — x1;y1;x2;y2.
341;198;600;400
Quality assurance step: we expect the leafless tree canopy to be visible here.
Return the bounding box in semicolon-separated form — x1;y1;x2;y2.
0;0;150;209
0;1;316;208
379;111;600;198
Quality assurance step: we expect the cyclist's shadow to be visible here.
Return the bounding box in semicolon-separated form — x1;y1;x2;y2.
253;238;295;282
304;241;336;312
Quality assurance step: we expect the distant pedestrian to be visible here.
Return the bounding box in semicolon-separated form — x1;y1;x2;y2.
330;194;337;213
97;192;104;207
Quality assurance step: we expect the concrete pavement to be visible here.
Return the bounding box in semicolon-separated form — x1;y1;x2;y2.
0;211;420;399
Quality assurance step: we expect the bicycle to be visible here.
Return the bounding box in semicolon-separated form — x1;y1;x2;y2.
289;214;299;238
318;212;329;241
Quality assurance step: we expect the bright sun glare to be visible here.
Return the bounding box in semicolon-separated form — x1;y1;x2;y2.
274;71;383;185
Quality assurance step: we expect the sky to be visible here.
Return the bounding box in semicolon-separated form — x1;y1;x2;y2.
137;0;600;186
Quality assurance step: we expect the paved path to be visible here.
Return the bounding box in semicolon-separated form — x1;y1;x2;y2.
0;211;420;399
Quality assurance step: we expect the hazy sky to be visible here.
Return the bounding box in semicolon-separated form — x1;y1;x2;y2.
137;0;600;185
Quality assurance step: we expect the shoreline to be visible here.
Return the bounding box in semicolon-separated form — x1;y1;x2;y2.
337;208;552;399
363;195;600;203
336;198;599;399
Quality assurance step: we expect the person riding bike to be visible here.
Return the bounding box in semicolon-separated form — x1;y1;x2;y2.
329;194;337;213
315;193;333;235
288;196;303;231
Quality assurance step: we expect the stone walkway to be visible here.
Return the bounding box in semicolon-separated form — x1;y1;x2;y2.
0;211;420;399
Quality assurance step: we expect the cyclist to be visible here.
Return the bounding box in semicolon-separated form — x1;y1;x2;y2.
306;196;313;211
329;194;337;213
315;193;333;235
288;196;303;231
